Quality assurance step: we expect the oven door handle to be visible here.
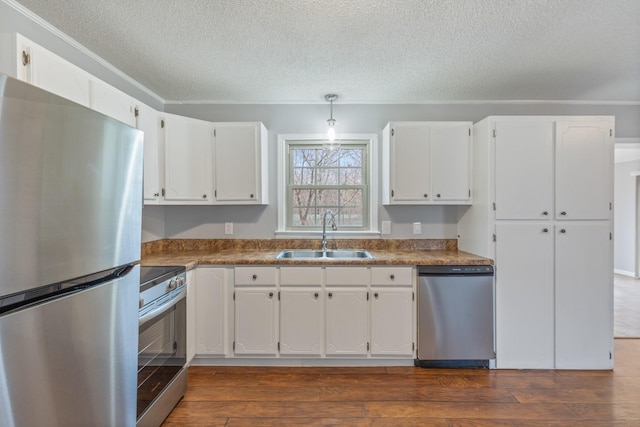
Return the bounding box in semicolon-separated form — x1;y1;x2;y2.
139;287;186;326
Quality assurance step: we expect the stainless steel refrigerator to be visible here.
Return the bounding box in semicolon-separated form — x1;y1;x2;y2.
0;74;143;427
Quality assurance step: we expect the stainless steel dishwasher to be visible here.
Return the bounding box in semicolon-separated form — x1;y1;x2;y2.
416;265;495;368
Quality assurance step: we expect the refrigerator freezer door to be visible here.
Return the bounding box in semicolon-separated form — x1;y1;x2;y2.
0;75;143;298
0;265;139;427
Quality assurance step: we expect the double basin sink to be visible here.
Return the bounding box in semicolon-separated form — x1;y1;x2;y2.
276;249;373;260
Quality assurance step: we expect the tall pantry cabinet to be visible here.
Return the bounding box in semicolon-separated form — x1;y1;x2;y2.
458;116;615;369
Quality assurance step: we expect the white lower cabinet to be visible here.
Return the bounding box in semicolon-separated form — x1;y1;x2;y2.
186;269;196;365
279;289;323;355
194;267;232;356
370;288;414;356
325;288;369;356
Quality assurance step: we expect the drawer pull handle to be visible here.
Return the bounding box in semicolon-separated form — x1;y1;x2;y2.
252;274;257;280
390;274;395;280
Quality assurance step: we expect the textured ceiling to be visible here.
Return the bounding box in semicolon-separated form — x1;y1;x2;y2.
11;0;640;103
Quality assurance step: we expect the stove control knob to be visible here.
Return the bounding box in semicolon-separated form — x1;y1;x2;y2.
168;279;177;290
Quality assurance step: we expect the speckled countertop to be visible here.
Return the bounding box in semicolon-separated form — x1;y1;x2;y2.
141;239;492;269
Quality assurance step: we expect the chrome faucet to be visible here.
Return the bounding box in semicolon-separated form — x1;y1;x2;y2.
322;210;337;251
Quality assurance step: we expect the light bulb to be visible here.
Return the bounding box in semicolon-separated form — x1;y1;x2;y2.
327;125;336;142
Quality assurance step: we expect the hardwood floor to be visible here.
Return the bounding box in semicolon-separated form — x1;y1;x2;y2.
615;274;640;338
162;339;640;426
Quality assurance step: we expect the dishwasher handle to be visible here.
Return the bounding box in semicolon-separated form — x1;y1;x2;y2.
418;265;494;276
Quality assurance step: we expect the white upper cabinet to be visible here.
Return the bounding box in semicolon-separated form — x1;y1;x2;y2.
555;120;613;220
213;122;269;204
89;78;136;126
162;113;214;203
15;34;91;107
494;120;554;220
382;121;472;205
430;124;472;201
137;103;162;203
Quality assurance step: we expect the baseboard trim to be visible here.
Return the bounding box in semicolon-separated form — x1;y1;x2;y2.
614;269;637;277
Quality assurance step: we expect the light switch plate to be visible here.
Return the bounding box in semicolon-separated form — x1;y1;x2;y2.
381;221;391;235
224;222;233;235
412;222;422;235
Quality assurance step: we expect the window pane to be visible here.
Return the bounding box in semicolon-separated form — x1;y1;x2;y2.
340;168;363;185
339;148;363;167
318;148;339;167
292;188;315;208
292;148;317;167
317;168;339;185
292;207;318;226
317;189;338;207
338;208;363;226
292;167;316;185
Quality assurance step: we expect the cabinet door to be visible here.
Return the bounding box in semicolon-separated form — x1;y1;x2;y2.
279;289;323;355
234;288;278;355
89;78;135;126
430;124;471;201
555;120;613;220
163;114;213;202
186;270;196;363
494;120;554;220
22;40;91;107
194;268;229;356
370;288;413;356
495;223;554;369
137;103;161;202
389;123;431;202
214;123;263;203
555;223;613;369
325;288;369;355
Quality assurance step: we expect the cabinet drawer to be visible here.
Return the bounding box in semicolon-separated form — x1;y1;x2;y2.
280;267;322;286
235;267;277;286
325;267;369;286
371;267;413;286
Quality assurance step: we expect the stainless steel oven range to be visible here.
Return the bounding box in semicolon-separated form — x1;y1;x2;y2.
137;265;187;427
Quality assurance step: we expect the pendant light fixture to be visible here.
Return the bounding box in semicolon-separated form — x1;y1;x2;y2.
325;94;338;142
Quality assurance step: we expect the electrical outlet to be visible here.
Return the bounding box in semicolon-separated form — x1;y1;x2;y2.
224;222;233;235
412;222;422;235
381;221;391;235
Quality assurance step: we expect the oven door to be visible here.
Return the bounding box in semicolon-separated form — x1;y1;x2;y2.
137;288;186;423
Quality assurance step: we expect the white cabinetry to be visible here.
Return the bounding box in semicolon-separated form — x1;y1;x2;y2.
382;121;472;205
13;34;91;107
89;78;136;126
162;113;214;203
279;267;323;355
194;267;232;357
186;269;197;364
459;116;614;369
214;122;269;204
233;267;278;355
137;103;162;203
370;267;415;356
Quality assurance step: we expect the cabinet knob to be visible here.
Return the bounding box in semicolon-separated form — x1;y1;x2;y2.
423;194;428;198
328;292;333;298
374;292;379;298
390;274;395;280
436;194;441;198
202;194;207;199
542;211;549;216
250;194;254;198
314;292;319;298
560;211;567;216
542;228;549;233
560;229;567;234
154;192;160;197
252;274;257;280
269;292;274;298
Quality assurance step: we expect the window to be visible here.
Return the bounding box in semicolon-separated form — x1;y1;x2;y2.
277;135;378;234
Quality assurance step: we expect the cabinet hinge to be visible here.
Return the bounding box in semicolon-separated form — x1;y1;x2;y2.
161;119;165;128
610;351;612;359
469;189;471;197
610;129;613;137
278;291;281;300
214;128;216;137
493;234;497;242
233;341;235;351
469;128;471;136
215;190;217;198
367;292;369;301
391;189;394;197
21;50;30;66
233;291;235;300
391;128;394;136
492;202;496;211
610;233;612;240
134;107;139;118
367;342;370;352
161;188;165;197
492;129;496;138
610;202;612;210
413;342;415;351
278;342;280;351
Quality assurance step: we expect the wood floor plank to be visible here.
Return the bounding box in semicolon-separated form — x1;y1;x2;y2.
225;417;450;426
183;385;320;402
320;385;517;403
167;400;365;418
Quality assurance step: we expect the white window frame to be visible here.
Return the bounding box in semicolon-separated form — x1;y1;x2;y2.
277;134;379;237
